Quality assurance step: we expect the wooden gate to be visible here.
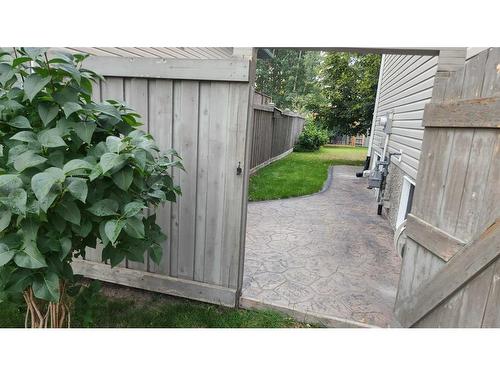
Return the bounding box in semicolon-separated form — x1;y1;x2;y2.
71;53;255;307
394;48;500;327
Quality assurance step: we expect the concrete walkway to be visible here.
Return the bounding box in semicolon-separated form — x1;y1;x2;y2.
241;165;401;327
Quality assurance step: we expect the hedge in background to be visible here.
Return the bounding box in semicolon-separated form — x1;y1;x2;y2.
294;122;329;152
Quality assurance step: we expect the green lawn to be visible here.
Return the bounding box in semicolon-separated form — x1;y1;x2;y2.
248;145;367;201
0;293;309;328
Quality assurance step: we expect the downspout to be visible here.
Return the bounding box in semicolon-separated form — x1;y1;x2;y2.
356;54;385;177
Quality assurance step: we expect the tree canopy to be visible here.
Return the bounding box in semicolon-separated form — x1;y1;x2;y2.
312;52;381;137
255;49;322;111
255;49;381;137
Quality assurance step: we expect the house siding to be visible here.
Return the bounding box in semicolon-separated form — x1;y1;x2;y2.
371;54;439;180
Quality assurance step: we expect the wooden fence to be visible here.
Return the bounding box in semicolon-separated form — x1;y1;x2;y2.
71;53;254;307
250;104;304;171
331;134;369;147
394;48;500;327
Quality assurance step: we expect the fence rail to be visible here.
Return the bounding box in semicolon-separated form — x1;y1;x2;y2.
250;103;304;171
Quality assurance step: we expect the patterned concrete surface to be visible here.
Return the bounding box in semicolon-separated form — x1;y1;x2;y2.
242;165;402;327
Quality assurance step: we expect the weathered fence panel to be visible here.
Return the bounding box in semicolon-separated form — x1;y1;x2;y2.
249;104;304;171
72;55;253;306
394;48;500;327
250;107;274;168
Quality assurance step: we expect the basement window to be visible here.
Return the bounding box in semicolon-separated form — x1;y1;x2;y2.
396;176;415;228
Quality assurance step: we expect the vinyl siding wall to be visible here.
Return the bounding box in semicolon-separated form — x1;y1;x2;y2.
371;54;439;180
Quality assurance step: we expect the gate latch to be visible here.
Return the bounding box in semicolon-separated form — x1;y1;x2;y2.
236;162;242;175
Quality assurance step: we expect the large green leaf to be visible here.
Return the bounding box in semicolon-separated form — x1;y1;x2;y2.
73;121;96;144
0;243;15;267
38;102;59;126
38;190;58;212
104;219;126;245
88;164;103;181
38;128;67;148
87;198;119;217
10;130;37;143
23;48;48;60
59;237;72;260
87;102;122;120
31;167;65;201
122;201;145;218
124;216;145;239
99;153;127;174
56;118;76;136
0;63;15;86
13;150;47;172
8;188;27;215
5;269;32;293
112;167;133;191
149;243;163;265
0;208;11;232
14;244;47;269
99;221;109;247
106;136;123;153
55;200;81;225
62;159;93;175
9;115;31;129
62;101;82;118
66;177;88;203
32;272;60;302
0;174;23;195
21;219;39;243
24;74;51;102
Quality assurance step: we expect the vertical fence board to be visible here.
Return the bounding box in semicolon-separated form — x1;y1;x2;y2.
222;83;249;288
147;79;174;274
482;258;500;327
176;81;199;279
124;78;149;271
481;48;500;97
455;130;498;240
203;82;230;285
194;82;211;282
436;129;474;238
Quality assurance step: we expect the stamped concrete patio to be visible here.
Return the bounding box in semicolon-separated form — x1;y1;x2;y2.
241;165;402;327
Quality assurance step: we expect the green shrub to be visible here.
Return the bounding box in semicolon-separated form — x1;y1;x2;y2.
0;48;183;327
294;122;329;152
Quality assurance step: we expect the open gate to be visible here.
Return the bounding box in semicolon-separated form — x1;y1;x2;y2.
394;48;500;327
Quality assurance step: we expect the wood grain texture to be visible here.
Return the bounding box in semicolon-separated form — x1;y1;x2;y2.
482;258;500;327
405;214;465;261
174;81;199;280
83;56;250;82
423;97;500;129
395;220;500;327
147;79;174;274
72;259;237;307
481;48;500;97
203;82;230;285
124;78;149;271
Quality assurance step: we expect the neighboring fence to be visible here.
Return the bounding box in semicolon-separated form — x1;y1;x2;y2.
394;48;500;327
71;52;254;307
331;134;369;147
253;91;272;105
250;103;305;171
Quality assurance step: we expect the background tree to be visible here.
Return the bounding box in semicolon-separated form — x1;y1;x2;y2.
312;52;381;137
255;49;322;110
255;50;381;138
0;48;182;327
